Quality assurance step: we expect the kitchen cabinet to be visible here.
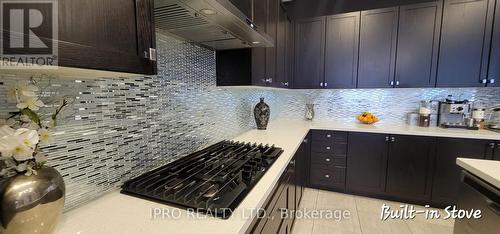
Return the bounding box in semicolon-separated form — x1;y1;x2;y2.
488;0;500;87
249;136;305;234
275;6;291;88
57;0;156;74
357;7;398;88
431;138;491;206
310;130;348;191
346;132;388;195
436;0;495;87
251;0;290;87
386;135;436;202
252;0;269;86
285;16;295;88
395;1;442;88
324;12;360;89
293;17;326;89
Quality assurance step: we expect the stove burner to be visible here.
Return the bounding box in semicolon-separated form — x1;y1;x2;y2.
121;140;283;219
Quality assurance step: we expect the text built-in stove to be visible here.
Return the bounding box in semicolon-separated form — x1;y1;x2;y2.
121;140;283;219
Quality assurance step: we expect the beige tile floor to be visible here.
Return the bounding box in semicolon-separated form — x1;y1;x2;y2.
292;188;455;234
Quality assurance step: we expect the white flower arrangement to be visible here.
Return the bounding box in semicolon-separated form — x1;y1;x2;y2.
0;79;70;176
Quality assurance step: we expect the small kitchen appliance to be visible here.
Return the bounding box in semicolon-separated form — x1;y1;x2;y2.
437;98;477;129
121;140;283;219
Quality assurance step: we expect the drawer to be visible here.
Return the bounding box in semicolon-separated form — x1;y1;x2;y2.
311;130;348;143
311;152;346;167
309;165;346;189
311;141;347;155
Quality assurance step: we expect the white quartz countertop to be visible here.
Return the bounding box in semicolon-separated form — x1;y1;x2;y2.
456;158;500;189
55;119;500;234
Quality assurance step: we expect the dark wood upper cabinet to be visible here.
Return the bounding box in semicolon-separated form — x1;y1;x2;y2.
324;12;360;89
56;0;156;75
266;0;278;84
395;1;442;88
488;0;500;87
252;0;268;86
431;138;490;206
358;7;399;88
386;135;436;202
293;17;326;89
347;132;388;195
275;6;289;88
285;16;294;88
436;0;495;87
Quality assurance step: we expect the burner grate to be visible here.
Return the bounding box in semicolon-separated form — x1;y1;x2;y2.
121;140;283;218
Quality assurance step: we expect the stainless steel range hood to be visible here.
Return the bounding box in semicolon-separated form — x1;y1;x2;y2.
154;0;274;50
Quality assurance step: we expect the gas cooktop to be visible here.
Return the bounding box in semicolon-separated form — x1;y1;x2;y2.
121;140;283;219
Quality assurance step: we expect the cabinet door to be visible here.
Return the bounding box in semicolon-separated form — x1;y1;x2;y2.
324;12;360;89
293;17;326;89
347;132;388;195
295;139;306;206
386;135;436;202
285;17;294;88
275;6;288;88
266;0;278;85
29;0;155;74
260;182;288;234
252;0;268;86
488;0;500;87
358;7;398;88
431;138;490;205
436;0;495;87
395;1;442;88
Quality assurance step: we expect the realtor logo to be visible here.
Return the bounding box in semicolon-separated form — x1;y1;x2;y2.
0;0;58;69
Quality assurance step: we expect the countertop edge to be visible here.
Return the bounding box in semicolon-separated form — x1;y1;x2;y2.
456;158;500;189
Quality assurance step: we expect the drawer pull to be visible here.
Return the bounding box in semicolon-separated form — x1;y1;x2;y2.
325;158;331;162
326;146;331;150
324;174;330;178
326;134;331;138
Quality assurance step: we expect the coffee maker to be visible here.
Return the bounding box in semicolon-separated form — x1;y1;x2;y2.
437;98;475;129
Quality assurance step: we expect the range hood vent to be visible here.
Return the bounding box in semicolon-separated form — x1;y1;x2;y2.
154;0;274;50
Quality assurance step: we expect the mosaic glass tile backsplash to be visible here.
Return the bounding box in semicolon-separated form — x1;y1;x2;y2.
1;34;499;211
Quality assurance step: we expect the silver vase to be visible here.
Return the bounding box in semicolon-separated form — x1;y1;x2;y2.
0;166;65;234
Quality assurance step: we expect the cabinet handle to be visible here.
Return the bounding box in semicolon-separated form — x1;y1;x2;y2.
490;143;496;149
324;174;330;178
385;136;390;142
326;134;331;138
396;81;400;86
325;158;331;162
320;82;323;87
326;146;331;150
289;160;295;166
390;81;394;86
391;136;395;142
490;79;496;84
144;48;157;61
482;79;488;84
324;82;328;87
284;82;289;86
497;143;500;149
303;139;308;143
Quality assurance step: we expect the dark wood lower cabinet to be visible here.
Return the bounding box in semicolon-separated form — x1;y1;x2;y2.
346;132;388;195
310;130;495;208
386;135;436;202
248;138;306;234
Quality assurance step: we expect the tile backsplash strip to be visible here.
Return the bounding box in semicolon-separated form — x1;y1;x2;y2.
0;33;499;211
277;88;500;123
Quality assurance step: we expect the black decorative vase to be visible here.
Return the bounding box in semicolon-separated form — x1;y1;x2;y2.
254;98;270;130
